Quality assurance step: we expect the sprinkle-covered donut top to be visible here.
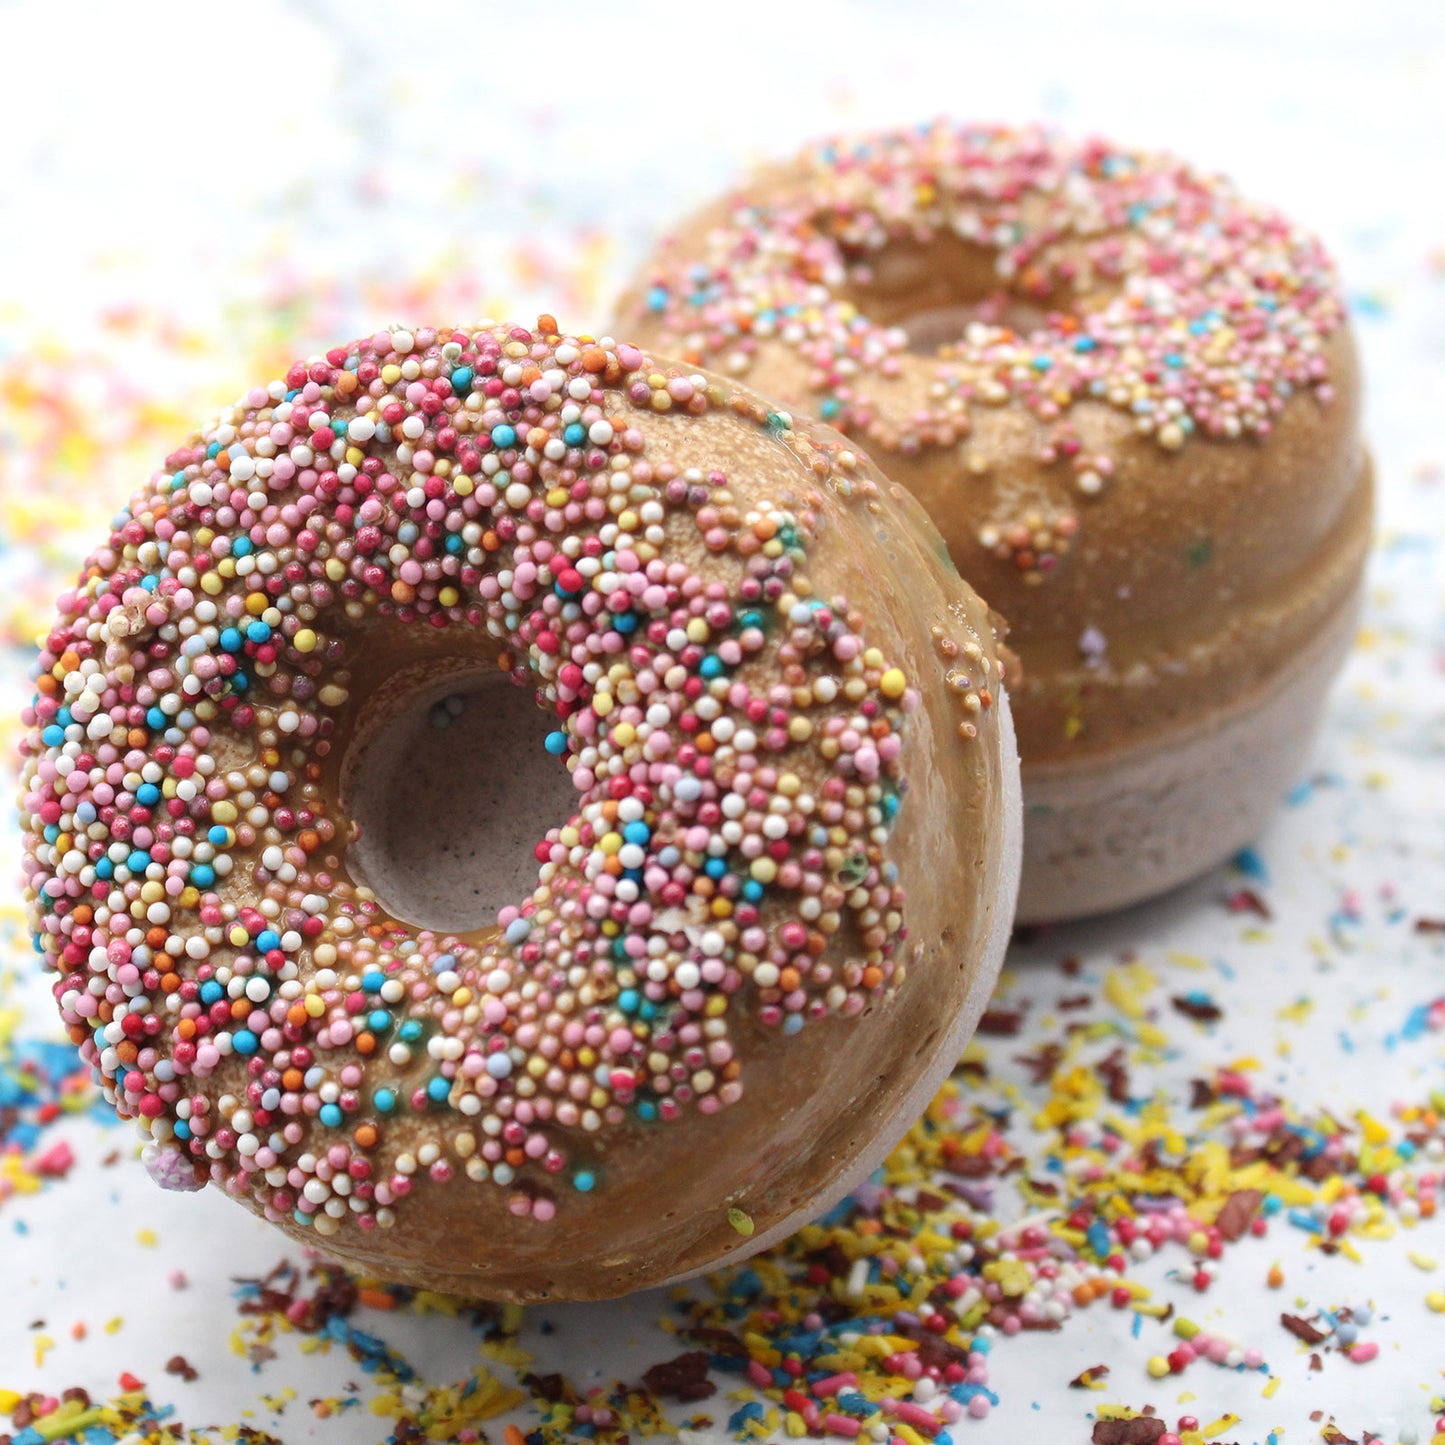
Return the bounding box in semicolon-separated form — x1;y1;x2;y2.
19;320;999;1239
631;121;1347;579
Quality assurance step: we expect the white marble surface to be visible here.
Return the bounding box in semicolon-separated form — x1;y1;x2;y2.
1;1;1443;1441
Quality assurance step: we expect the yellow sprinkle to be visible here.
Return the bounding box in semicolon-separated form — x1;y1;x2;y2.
879;668;907;699
293;628;317;653
1202;1416;1239;1438
136;1228;157;1247
36;1405;104;1442
728;1206;755;1237
33;1333;55;1366
1408;1251;1437;1271
1146;1355;1170;1378
1425;1290;1445;1313
104;1316;124;1334
1262;1375;1280;1397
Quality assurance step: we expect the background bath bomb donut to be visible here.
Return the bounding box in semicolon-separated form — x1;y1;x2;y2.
616;122;1373;923
18;319;1022;1302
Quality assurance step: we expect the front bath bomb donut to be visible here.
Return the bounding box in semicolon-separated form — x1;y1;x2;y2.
19;320;1021;1301
617;122;1373;922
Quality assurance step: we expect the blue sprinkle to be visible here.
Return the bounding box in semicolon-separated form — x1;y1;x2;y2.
220;627;244;652
135;783;161;807
207;825;230;846
245;618;269;642
368;1009;392;1034
255;930;281;954
319;1103;342;1128
426;1075;451;1103
373;1088;396;1113
544;730;568;755
646;285;669;312
491;424;517;449
573;1170;596;1192
563;423;586;446
232;1030;258;1055
504;918;532;945
189;864;216;888
127;850;151;873
361;969;386;993
450;366;474;392
623;821;650;846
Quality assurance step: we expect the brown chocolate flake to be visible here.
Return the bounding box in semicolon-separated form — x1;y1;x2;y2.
641;1351;716;1402
1015;1042;1064;1084
977;1009;1024;1036
1281;1312;1330;1344
1092;1417;1165;1444
1069;1364;1110;1388
165;1355;199;1382
1171;994;1223;1023
1215;1188;1264;1241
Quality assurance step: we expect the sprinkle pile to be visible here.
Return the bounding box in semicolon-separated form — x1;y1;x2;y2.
17;318;999;1246
629;121;1345;575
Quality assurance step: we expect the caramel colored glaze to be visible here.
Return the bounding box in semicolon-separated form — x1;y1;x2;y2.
616;124;1373;771
273;407;1016;1300
20;323;1019;1302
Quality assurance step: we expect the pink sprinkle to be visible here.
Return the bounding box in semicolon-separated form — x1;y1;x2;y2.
887;1401;940;1435
822;1415;861;1438
1347;1341;1380;1363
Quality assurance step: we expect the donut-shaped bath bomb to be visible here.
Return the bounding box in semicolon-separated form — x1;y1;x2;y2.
19;320;1021;1301
617;122;1372;922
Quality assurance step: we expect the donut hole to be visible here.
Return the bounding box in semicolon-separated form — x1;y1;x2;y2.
841;233;1065;354
344;669;577;935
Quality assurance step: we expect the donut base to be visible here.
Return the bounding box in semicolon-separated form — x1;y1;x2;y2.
655;687;1023;1287
1015;580;1362;924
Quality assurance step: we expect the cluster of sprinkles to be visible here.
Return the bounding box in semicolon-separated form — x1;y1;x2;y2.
17;318;987;1234
630;120;1345;578
8;943;1444;1444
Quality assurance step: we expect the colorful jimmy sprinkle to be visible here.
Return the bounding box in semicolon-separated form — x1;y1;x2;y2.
16;319;992;1236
